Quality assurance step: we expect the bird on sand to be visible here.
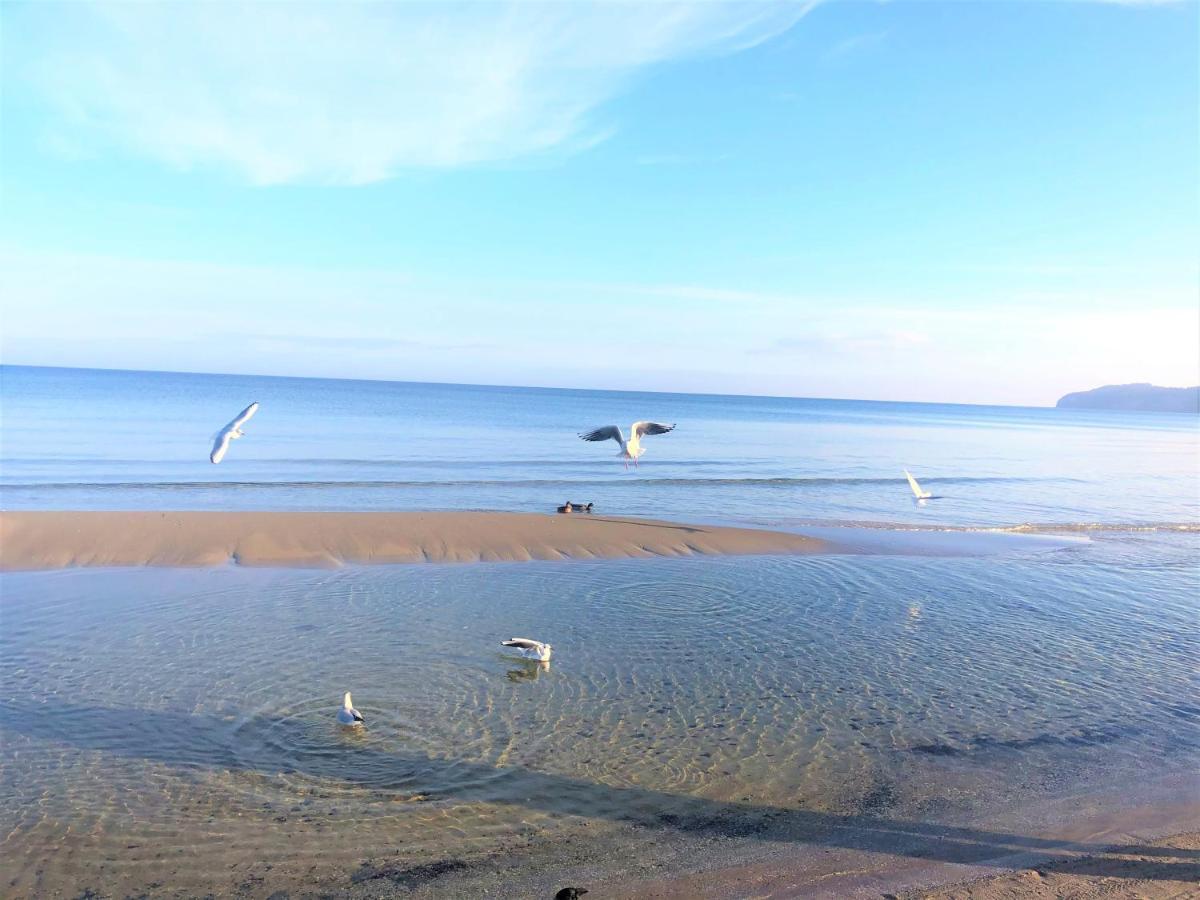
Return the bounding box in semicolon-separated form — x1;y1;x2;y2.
209;401;259;463
501;638;553;662
555;889;588;900
578;421;675;468
337;691;364;726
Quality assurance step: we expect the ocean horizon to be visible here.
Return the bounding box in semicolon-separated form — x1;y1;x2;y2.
4;364;1196;530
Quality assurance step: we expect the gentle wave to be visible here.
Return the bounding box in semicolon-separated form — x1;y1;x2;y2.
995;522;1200;534
1;475;1069;490
786;518;1200;534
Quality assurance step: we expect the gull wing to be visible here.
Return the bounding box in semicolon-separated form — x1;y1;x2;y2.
631;421;674;439
578;425;623;444
210;429;234;464
904;469;931;499
228;402;259;430
502;638;543;650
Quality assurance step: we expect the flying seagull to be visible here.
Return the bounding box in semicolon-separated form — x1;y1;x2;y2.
501;638;553;662
337;691;364;726
904;469;934;501
578;421;675;468
209;402;259;464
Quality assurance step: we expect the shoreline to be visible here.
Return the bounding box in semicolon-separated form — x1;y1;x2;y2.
0;510;833;571
398;772;1200;898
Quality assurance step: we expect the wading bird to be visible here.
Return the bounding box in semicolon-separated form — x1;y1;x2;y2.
337;691;364;726
501;638;553;662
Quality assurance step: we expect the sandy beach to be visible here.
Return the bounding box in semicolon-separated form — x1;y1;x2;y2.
0;510;832;570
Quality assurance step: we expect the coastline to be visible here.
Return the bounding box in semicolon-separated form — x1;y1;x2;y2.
603;779;1200;899
0;510;832;570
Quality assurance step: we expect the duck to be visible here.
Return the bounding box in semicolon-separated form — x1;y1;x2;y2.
337;691;364;726
501;638;553;662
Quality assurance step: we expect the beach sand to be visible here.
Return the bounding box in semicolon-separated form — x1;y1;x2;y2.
0;510;831;570
907;831;1200;900
615;831;1200;900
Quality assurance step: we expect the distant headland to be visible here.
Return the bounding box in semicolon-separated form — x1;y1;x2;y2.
1056;383;1200;413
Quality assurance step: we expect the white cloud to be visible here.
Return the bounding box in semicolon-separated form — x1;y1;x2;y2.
4;248;1196;404
13;1;811;185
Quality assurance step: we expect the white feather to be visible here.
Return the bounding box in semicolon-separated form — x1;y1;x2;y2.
501;638;552;662
209;402;259;464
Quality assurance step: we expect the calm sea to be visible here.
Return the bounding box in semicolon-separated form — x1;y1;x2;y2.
1;364;1197;895
2;364;1197;531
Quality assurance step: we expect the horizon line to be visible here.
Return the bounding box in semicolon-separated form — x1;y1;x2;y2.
0;361;1082;411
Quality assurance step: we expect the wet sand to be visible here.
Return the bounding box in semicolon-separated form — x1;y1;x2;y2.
603;789;1200;899
908;831;1200;900
0;510;831;570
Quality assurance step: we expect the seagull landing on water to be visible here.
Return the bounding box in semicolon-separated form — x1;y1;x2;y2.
501;638;552;662
337;692;364;726
578;421;675;469
904;469;935;501
209;402;259;464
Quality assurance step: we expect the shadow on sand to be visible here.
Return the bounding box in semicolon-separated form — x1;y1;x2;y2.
1;698;1196;884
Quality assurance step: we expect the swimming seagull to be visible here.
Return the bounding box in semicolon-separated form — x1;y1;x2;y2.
337;691;365;726
904;469;934;500
578;421;675;468
209;401;259;464
501;638;553;662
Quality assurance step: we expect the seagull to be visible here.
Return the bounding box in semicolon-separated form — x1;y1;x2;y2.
501;638;553;662
904;469;934;500
578;421;675;468
209;402;259;464
337;691;365;726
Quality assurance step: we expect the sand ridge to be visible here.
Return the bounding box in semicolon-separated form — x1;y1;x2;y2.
0;510;831;571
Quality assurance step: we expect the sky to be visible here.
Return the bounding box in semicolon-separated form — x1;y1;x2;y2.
1;0;1197;406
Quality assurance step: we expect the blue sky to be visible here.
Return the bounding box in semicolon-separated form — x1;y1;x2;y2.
2;0;1197;405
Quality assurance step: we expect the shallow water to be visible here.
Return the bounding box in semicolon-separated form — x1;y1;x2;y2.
2;533;1197;894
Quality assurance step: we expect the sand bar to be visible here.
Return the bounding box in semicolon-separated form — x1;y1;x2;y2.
0;510;831;571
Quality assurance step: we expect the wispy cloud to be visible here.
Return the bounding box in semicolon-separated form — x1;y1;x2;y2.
1088;0;1189;6
607;282;779;305
239;333;494;353
768;328;931;355
11;2;811;185
824;31;888;60
635;152;732;166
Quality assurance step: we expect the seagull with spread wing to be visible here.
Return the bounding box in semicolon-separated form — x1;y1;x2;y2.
501;638;553;662
578;421;675;468
209;401;259;464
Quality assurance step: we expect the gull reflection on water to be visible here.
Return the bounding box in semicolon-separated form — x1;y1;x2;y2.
506;660;550;683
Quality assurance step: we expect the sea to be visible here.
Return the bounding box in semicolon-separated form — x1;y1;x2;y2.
1;364;1197;896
